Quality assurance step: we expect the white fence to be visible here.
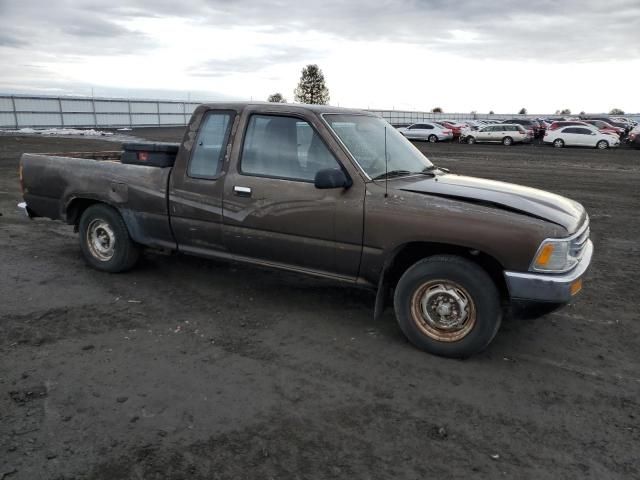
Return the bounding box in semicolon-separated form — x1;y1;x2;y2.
0;94;200;129
0;94;637;129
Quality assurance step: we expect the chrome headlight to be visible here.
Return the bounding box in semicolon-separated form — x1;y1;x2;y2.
530;221;590;273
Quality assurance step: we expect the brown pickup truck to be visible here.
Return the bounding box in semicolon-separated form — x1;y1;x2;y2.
19;102;593;357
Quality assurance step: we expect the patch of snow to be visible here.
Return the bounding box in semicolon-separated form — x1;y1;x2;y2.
117;127;132;131
9;127;114;136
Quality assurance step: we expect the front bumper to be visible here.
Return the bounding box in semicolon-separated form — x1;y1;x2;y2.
503;240;593;303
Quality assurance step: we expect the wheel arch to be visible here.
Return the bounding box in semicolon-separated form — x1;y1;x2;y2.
65;197;104;226
374;241;508;320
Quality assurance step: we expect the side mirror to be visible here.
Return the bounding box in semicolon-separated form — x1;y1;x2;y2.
314;168;351;189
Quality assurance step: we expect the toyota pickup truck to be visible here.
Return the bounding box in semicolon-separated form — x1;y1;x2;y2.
19;102;593;358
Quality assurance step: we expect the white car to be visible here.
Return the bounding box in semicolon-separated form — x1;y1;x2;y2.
544;125;620;149
397;123;453;142
462;124;532;146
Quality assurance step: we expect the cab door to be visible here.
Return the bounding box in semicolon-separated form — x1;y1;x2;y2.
168;108;237;255
221;109;365;280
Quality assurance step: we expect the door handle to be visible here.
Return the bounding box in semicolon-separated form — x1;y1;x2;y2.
233;186;252;197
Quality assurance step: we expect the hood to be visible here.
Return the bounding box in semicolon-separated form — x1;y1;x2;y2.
396;173;586;233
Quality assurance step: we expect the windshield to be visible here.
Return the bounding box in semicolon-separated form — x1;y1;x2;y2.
323;114;434;179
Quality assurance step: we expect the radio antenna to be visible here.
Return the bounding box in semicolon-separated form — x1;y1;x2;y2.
384;126;388;198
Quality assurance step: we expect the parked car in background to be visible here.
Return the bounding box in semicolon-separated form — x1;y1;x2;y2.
628;126;640;149
462;124;532;146
397;123;453;142
501;119;539;137
548;121;595;131
582;117;630;135
544;126;620;149
437;120;466;139
582;120;624;137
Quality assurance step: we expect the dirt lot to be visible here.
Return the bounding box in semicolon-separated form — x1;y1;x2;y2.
1;128;639;479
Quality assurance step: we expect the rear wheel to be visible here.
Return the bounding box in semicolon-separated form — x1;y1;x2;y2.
394;255;502;358
78;204;140;272
553;138;564;148
596;140;609;149
502;136;513;146
466;136;476;144
428;134;438;143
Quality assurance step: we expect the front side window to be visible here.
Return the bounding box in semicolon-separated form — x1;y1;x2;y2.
188;111;233;178
324;114;433;179
241;114;339;182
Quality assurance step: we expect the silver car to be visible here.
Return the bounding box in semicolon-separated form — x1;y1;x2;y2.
397;123;454;142
463;124;532;146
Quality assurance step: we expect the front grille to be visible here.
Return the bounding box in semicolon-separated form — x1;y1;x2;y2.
569;220;590;260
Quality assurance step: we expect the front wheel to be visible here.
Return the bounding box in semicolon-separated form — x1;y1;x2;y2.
553;139;564;148
78;204;140;272
466;136;476;144
428;134;438;143
596;140;609;149
394;255;501;358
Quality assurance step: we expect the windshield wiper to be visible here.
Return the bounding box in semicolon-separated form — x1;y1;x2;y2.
422;165;450;173
371;169;413;180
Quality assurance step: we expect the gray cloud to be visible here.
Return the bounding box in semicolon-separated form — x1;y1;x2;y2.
0;0;638;86
0;32;26;47
190;46;321;77
194;0;640;62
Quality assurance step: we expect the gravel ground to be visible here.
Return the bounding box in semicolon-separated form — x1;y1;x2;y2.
1;128;639;479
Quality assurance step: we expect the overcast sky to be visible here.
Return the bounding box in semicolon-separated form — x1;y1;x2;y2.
1;0;639;113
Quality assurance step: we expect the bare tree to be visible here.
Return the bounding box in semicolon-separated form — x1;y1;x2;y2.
294;65;330;105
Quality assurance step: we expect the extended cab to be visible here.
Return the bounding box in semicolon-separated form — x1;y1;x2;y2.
19;103;593;358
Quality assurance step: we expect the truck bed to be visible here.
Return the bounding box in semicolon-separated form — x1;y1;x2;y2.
20;151;176;250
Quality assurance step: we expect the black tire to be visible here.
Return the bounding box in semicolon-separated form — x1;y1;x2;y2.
596;140;609;149
553;138;564;148
428;134;438;143
393;255;501;358
78;204;140;273
466;136;475;144
502;136;513;146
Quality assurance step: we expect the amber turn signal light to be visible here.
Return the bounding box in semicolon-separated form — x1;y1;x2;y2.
570;278;583;296
534;243;555;267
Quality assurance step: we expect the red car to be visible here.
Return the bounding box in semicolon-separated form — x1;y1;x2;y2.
582;120;623;137
437;121;465;138
548;121;593;131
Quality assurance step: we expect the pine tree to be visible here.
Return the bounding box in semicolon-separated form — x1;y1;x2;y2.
294;65;330;105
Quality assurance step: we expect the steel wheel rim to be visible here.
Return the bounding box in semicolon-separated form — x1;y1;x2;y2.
554;139;563;147
504;137;512;145
87;219;116;261
597;141;607;149
429;135;437;143
410;280;476;342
